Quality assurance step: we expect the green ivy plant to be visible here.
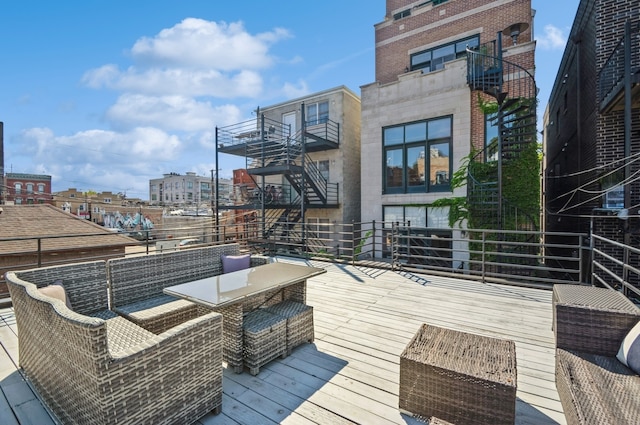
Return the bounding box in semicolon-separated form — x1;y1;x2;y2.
433;96;540;231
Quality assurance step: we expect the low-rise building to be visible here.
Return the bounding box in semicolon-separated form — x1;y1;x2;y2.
3;173;53;205
148;172;232;208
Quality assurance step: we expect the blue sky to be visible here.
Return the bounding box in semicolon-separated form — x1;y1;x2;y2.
1;0;579;200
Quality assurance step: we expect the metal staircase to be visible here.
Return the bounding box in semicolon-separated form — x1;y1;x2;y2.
466;32;538;231
216;111;339;246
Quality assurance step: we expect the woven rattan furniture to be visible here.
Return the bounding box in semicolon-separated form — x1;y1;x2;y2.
108;243;268;335
264;300;314;355
399;324;517;425
6;267;224;425
11;260;116;319
164;262;326;373
553;284;640;354
242;309;287;375
553;284;640;425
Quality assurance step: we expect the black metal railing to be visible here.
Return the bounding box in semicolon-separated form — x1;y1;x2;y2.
598;21;640;112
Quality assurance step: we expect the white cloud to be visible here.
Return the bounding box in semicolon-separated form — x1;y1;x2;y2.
83;66;263;98
106;94;242;131
130;18;291;70
282;80;309;99
18;126;182;165
536;24;567;50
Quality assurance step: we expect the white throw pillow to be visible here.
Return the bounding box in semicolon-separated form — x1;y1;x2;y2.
617;320;640;375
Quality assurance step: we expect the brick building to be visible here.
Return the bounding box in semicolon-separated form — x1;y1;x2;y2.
543;0;640;267
3;173;53;205
361;0;536;263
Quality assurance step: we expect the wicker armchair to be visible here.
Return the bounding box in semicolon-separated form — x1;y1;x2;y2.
6;267;224;425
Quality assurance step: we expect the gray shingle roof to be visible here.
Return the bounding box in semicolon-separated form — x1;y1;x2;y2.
0;204;136;254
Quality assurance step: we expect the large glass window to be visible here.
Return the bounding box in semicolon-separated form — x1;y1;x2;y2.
383;116;452;193
411;35;479;73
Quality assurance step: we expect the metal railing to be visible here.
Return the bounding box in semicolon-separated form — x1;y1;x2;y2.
598;21;640;112
3;219;638;302
592;233;640;302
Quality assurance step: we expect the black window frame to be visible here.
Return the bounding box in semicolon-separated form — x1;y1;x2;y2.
410;35;479;73
382;116;453;194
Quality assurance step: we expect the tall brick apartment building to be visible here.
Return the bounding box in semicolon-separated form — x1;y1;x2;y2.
361;0;536;264
543;1;640;268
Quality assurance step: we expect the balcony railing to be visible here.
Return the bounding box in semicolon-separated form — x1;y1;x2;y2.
598;21;640;112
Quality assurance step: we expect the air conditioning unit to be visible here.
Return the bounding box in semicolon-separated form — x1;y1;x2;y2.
603;186;624;209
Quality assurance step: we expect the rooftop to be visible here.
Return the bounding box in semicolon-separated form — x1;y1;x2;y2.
0;257;564;424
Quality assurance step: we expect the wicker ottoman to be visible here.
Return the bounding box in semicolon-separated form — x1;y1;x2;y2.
264;300;314;355
243;309;287;375
553;284;640;355
399;324;517;425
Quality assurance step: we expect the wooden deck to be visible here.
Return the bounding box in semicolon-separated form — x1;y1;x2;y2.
0;258;566;425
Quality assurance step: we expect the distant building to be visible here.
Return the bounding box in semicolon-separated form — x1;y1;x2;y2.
52;188;148;225
148;172;232;207
4;173;53;205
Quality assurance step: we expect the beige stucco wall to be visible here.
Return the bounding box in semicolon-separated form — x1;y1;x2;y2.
261;86;362;224
360;58;471;224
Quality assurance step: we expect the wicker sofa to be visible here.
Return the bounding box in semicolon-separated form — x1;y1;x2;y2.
553;284;640;425
107;243;268;334
107;243;270;371
6;261;224;425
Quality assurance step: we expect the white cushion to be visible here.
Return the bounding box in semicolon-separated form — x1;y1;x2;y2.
617;320;640;375
38;281;73;310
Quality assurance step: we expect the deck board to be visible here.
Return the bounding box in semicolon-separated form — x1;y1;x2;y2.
0;258;566;425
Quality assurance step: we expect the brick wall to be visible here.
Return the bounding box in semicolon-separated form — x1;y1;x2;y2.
376;0;533;85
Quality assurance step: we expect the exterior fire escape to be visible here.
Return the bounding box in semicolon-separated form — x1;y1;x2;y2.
216;106;340;249
466;32;538;231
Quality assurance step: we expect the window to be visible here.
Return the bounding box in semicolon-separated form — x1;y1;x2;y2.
411;35;479;73
306;101;329;126
103;198;112;203
14;183;22;194
26;183;34;194
393;9;411;20
187;181;194;189
381;205;452;261
383;116;452;193
38;184;45;193
307;217;331;241
485;112;499;162
314;160;330;181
